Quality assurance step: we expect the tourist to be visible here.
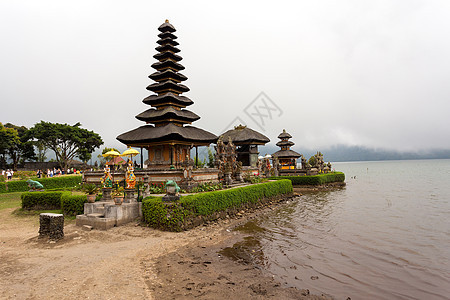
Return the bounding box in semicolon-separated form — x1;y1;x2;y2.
6;169;12;181
36;169;42;179
1;169;4;176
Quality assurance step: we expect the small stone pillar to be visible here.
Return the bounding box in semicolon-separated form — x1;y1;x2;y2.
39;213;64;240
142;175;150;198
102;188;112;201
124;188;136;203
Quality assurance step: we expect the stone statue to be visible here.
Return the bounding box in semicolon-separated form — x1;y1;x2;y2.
273;157;280;177
26;179;44;190
301;155;307;170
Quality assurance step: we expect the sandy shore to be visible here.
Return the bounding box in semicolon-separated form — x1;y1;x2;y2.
0;197;332;300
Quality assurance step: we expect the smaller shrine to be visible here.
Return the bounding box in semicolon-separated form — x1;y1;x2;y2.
219;125;270;167
272;129;301;170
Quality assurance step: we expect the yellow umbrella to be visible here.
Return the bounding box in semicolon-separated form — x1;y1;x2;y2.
121;147;139;158
102;150;121;158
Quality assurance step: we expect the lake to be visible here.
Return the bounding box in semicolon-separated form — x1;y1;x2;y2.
231;159;450;299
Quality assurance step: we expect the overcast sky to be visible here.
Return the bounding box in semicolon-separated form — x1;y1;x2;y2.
1;0;450;154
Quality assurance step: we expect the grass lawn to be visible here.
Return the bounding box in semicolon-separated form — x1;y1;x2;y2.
0;191;76;221
0;192;22;210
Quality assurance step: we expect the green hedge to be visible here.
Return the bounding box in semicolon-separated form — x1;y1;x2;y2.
269;172;345;185
21;191;68;210
142;180;293;231
38;176;82;190
0;176;82;193
0;183;6;193
61;193;87;216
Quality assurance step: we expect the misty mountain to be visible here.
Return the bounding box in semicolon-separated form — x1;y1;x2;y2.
257;144;450;162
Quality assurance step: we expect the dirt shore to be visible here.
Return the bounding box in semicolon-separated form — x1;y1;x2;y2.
0;198;332;300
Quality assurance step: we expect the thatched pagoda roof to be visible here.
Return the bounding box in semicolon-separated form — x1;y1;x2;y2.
142;92;193;107
149;70;187;82
158;20;176;32
278;129;292;139
117;123;217;145
276;140;295;147
146;80;190;94
220;125;269;145
272;149;301;159
135;107;200;123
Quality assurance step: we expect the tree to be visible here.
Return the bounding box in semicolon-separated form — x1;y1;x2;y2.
29;121;103;171
78;148;92;165
4;123;36;169
0;123;20;169
35;141;48;162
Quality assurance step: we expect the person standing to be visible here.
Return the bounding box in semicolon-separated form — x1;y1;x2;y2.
6;169;12;180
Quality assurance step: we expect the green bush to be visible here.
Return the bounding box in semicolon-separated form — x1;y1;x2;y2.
142;180;293;232
0;175;5;182
61;193;87;216
182;180;292;215
38;176;82;190
21;191;66;210
8;180;34;193
142;196;188;231
0;175;82;193
270;172;345;185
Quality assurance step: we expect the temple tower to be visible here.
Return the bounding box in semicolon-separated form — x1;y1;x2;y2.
117;20;217;169
272;129;301;169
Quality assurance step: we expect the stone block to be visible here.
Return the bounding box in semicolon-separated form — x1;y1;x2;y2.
39;213;64;240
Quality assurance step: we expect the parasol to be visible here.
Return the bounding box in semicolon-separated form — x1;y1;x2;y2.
102;150;121;186
121;147;139;159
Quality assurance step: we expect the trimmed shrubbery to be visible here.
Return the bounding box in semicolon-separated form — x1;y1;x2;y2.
61;193;87;216
0;175;82;193
21;191;67;210
269;172;345;185
20;190;87;216
142;180;293;231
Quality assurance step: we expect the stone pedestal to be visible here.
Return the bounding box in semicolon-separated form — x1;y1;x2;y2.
76;201;142;230
102;188;112;201
39;213;64;240
124;189;135;203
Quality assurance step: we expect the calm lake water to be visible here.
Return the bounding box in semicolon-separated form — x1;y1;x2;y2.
231;159;450;299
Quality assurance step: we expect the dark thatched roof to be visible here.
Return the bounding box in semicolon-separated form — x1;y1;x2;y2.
156;37;179;46
272;149;301;159
155;43;180;53
117;123;217;145
142;92;193;107
149;70;187;82
276;140;295;147
151;59;184;71
135;107;200;123
220;126;270;145
157;31;177;40
153;51;182;62
278;129;292;139
158;20;176;33
146;80;189;94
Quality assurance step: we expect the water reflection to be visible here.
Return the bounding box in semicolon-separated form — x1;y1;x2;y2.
221;160;450;299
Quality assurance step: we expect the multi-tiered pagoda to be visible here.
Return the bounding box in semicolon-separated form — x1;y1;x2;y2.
117;20;217;169
272;129;301;169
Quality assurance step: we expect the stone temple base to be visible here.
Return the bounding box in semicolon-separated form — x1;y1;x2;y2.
76;201;142;230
